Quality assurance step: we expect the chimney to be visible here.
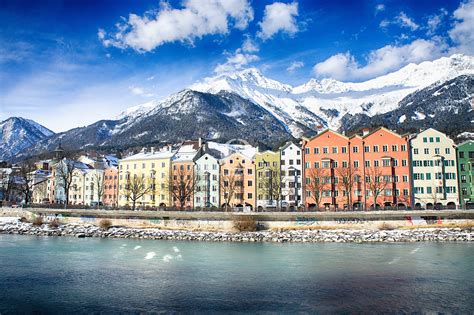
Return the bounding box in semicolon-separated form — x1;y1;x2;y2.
150;147;154;154
362;128;370;136
198;137;203;148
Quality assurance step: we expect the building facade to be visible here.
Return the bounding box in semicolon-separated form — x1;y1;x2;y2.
103;167;118;207
118;149;174;209
280;142;303;210
410;129;459;208
457;141;474;208
255;150;280;210
220;152;255;211
194;152;220;208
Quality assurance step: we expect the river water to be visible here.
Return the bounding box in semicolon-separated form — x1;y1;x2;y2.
0;234;473;313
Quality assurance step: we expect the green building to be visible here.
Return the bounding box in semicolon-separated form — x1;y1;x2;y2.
457;141;474;208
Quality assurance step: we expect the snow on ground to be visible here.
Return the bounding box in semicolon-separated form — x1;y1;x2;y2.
398;115;407;123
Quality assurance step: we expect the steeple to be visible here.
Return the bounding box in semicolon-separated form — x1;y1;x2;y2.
53;142;64;161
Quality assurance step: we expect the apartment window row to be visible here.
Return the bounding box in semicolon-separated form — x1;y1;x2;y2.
413;147;452;155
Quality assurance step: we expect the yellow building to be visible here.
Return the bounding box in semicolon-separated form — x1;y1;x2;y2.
118;148;175;209
255;150;281;210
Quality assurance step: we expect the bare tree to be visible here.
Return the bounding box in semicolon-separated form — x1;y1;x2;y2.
16;163;36;205
123;174;153;210
259;166;283;209
0;169;14;202
32;180;48;204
365;166;390;210
55;158;79;206
166;167;198;210
336;165;359;210
91;171;105;206
219;172;240;212
305;167;327;210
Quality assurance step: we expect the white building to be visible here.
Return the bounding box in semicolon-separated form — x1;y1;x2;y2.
194;151;221;208
280;142;303;210
410;128;459;208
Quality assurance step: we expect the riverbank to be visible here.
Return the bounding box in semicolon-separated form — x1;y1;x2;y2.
1;221;472;243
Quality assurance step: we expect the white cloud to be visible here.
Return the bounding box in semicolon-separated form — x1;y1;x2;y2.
257;2;299;40
449;0;474;55
375;4;385;14
286;61;304;72
241;35;259;53
214;49;259;73
129;86;154;97
380;11;419;31
426;8;448;35
395;12;419;30
99;0;254;52
379;19;390;29
313;39;446;81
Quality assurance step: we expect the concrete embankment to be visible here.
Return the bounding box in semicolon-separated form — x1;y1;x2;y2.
2;207;474;231
1;222;472;243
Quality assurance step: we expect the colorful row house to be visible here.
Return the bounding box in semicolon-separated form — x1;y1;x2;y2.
457;141;474;208
302;128;411;210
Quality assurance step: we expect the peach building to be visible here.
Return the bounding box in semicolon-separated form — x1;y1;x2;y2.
362;127;411;209
303;128;411;210
170;142;200;209
303;129;356;210
219;152;256;210
103;167;118;207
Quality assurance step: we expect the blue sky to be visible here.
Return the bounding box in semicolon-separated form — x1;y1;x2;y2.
1;0;473;132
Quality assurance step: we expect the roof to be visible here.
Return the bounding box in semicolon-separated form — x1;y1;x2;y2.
206;141;257;159
121;149;175;162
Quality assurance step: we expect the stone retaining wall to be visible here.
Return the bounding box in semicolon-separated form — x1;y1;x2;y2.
1;222;472;243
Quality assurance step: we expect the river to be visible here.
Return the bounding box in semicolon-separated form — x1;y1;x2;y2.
0;235;473;313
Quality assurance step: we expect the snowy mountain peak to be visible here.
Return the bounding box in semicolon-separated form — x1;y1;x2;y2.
0;117;55;161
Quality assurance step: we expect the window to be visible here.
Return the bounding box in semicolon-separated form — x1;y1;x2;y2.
315;148;320;154
436;137;440;142
365;160;370;167
353;161;359;168
341;147;347;154
305;162;310;169
423;137;427;143
414;148;419;155
322;161;330;168
414;173;424;180
332;147;338;154
427;187;432;194
392;145;398;152
403;175;408;182
429;137;434;143
401;144;407;151
402;159;407;167
435;148;440;155
373;145;379;152
414;187;424;194
426;173;431;180
459;152;464;158
353;146;359;153
248;180;253;186
323;147;328;154
383;145;388;152
314;162;320;168
445;148;451;155
342;161;348;168
382;159;391;167
305;148;310;154
424;148;429;155
364;146;370;153
374;160;379;167
247;193;253;199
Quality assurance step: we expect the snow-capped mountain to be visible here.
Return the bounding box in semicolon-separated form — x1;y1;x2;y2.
0;117;54;161
3;54;473;162
191;54;474;136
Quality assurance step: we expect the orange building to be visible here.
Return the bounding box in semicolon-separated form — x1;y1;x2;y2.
362;127;411;209
102;167;118;207
303;127;411;210
219;152;256;210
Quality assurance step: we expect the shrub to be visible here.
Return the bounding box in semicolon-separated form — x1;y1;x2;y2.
19;217;28;223
233;215;257;232
99;219;112;230
378;222;396;230
49;219;60;228
32;216;44;226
